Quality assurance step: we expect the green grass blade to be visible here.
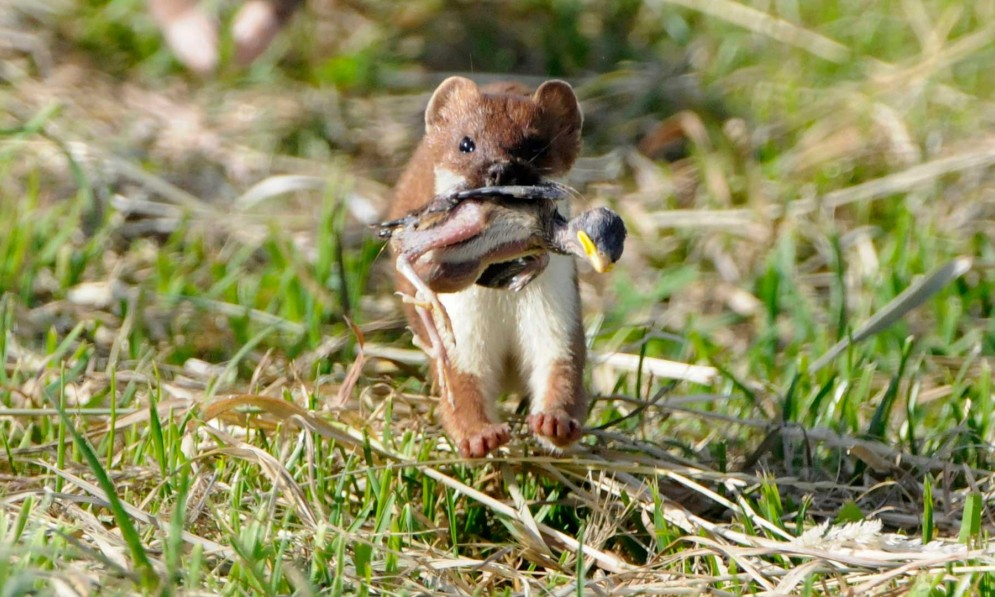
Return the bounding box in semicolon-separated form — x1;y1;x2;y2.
922;475;934;545
51;391;158;588
13;495;35;543
0;101;62;138
958;492;982;546
575;523;586;596
165;465;191;591
148;370;168;481
865;338;914;440
809;257;972;373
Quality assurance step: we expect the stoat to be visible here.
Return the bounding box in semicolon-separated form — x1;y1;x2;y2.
388;76;589;458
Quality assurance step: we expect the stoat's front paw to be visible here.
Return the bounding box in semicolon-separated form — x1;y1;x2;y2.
528;411;582;448
457;423;511;458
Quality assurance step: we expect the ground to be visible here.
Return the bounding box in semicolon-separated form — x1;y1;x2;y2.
1;0;995;594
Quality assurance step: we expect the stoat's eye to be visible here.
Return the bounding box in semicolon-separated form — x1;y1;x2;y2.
459;136;476;153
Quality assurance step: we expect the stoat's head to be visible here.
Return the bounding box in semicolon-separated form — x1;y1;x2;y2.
422;76;583;194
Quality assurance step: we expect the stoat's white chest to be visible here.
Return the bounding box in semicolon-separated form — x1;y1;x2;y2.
438;253;579;396
432;167;581;394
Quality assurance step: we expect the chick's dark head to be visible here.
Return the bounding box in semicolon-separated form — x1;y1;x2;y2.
561;207;627;273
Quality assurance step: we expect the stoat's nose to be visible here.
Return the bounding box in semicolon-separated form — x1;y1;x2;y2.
485;161;539;186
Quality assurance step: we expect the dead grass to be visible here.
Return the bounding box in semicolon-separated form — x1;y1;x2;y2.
2;0;995;594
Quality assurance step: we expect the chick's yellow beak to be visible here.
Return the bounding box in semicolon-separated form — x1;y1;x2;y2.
577;230;614;273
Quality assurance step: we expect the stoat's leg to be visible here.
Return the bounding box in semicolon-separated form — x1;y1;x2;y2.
436;285;514;458
526;321;587;449
517;255;589;450
397;256;511;458
437;368;510;458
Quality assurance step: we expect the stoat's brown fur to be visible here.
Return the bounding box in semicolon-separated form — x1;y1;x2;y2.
389;76;587;458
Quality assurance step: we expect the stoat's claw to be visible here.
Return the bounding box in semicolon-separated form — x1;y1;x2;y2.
528;411;582;447
458;423;511;458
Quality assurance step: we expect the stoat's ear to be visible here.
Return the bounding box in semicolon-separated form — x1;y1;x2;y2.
425;76;480;130
533;80;583;137
533;80;583;173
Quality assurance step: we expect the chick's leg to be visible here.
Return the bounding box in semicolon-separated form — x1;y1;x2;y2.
395;254;455;406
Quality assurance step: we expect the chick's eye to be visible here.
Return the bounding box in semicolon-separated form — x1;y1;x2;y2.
459;136;475;153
